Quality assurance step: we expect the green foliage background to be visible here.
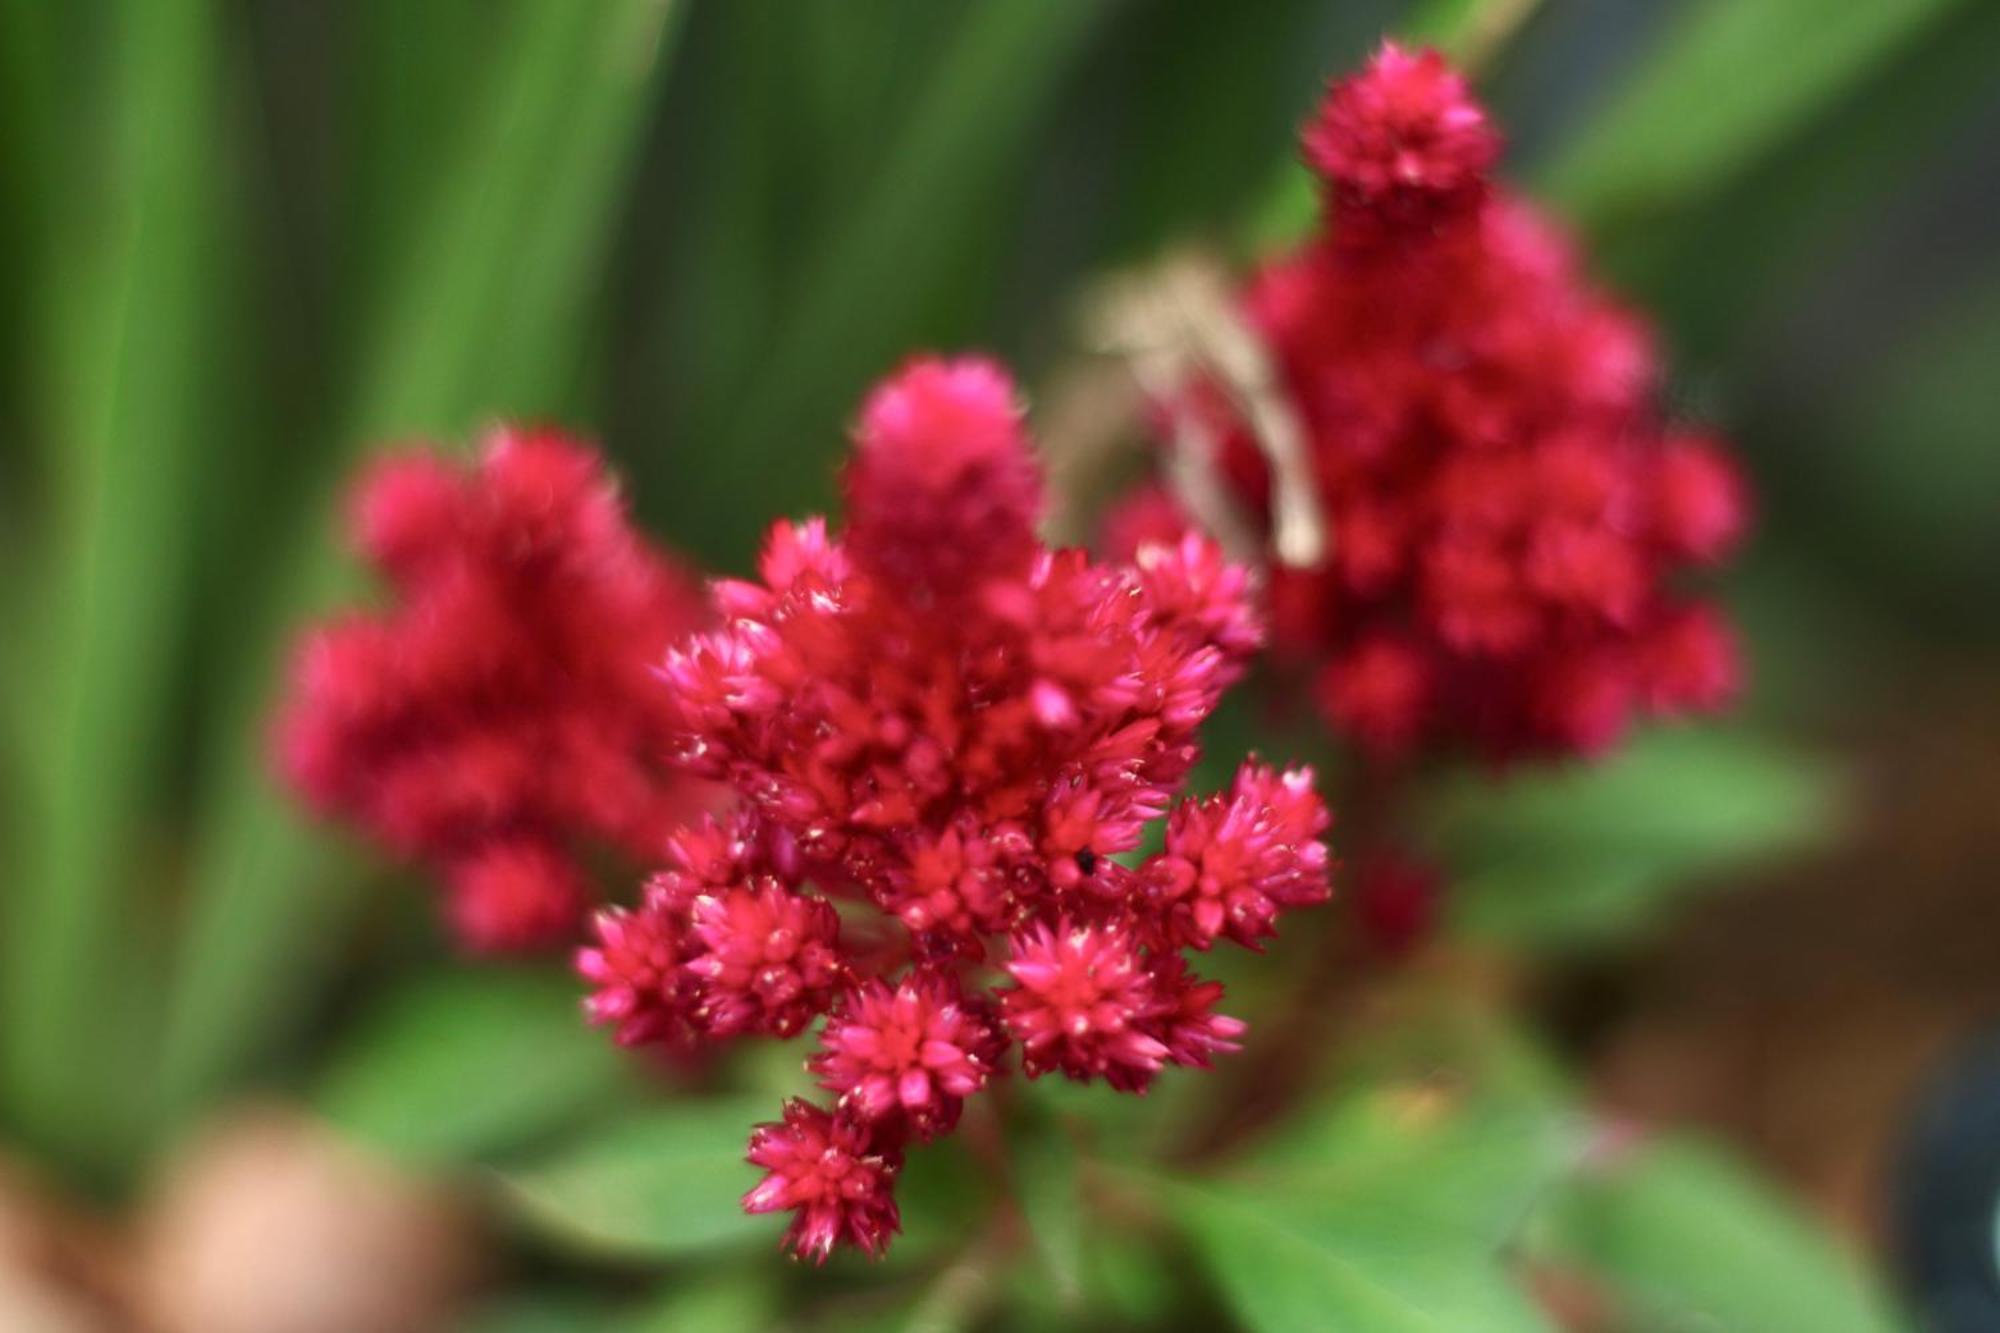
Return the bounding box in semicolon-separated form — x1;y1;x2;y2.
2;0;1995;1327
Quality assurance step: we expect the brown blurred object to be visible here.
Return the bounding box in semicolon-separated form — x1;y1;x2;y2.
0;1155;128;1332
136;1106;478;1333
1580;666;2000;1254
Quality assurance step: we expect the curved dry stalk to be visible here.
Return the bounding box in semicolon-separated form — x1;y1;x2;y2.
1085;251;1326;569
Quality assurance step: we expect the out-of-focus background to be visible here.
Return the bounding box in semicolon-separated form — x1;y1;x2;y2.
3;1;1998;1329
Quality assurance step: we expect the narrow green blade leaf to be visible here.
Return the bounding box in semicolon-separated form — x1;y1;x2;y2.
2;0;221;1170
495;1099;769;1261
314;969;633;1166
679;0;1109;564
159;0;684;1121
1540;0;1969;230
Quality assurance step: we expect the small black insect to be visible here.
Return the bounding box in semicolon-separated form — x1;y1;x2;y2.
1074;850;1098;876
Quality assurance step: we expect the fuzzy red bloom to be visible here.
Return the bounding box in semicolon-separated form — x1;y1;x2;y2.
1653;435;1748;564
1302;40;1498;229
744;1100;902;1263
445;837;589;955
844;356;1042;596
275;429;708;951
809;973;998;1137
1135;44;1750;763
1352;852;1443;958
591;354;1329;1259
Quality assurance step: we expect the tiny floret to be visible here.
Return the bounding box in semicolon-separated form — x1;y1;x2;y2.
744;1100;902;1263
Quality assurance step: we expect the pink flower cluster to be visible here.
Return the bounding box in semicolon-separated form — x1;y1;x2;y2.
576;356;1333;1261
1120;43;1747;761
275;429;709;952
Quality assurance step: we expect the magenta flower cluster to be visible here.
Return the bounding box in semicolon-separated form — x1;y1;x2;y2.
577;356;1333;1260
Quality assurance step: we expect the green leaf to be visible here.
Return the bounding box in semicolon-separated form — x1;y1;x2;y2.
314;969;633;1166
1159;1062;1576;1333
1014;1119;1084;1304
1549;1140;1909;1333
1540;0;1970;231
2;0;222;1173
1172;1180;1554;1333
458;1293;621;1333
1430;728;1835;950
1827;266;2000;613
496;1099;769;1261
623;1268;776;1333
158;0;685;1124
679;0;1109;566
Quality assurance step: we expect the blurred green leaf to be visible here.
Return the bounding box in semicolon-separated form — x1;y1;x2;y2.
159;0;684;1124
882;1135;997;1273
1172;1178;1555;1333
1828;267;2000;615
496;1098;768;1261
1014;1117;1084;1305
1547;1139;1908;1333
681;0;1109;564
1601;3;2000;364
624;1268;776;1333
458;1293;622;1333
1540;0;1969;230
458;1270;774;1333
315;968;633;1166
1404;0;1543;70
1161;1061;1575;1333
1430;728;1835;949
3;0;220;1172
1077;1231;1182;1330
1241;1084;1578;1250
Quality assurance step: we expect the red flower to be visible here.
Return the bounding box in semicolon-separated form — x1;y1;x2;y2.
1301;41;1499;230
1132;43;1750;763
1352;852;1443;958
1000;921;1173;1091
444;837;588;955
844;356;1042;598
685;880;846;1039
744;1100;902;1263
1148;954;1248;1069
809;973;998;1138
592;355;1331;1258
1144;762;1334;951
274;429;708;951
576;878;697;1047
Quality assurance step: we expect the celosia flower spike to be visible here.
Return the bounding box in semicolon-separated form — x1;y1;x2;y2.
1120;41;1749;762
275;429;708;951
590;353;1330;1259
